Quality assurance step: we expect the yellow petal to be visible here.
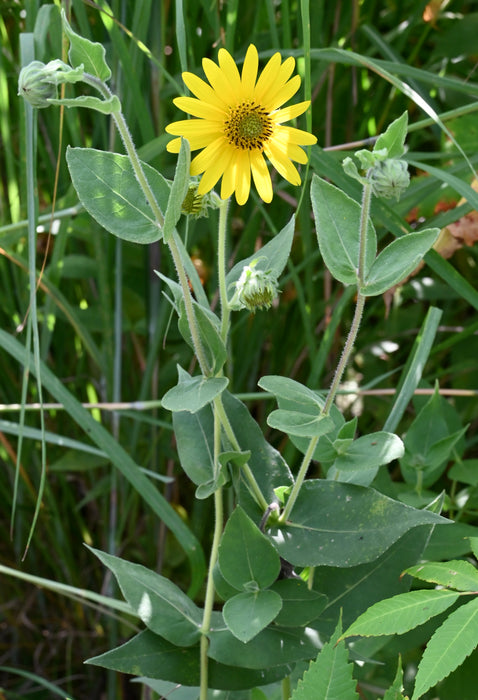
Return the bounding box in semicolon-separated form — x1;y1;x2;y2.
275;124;317;145
218;48;242;96
202;57;237;106
191;137;230;177
173;96;225;120
241;45;259;98
256;55;295;106
272;101;310;124
266;74;301;112
264;140;301;185
253;52;282;102
165;119;221;149
182;72;226;109
234;150;252;205
250;150;273;203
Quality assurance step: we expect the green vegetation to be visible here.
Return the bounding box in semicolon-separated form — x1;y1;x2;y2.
2;2;478;699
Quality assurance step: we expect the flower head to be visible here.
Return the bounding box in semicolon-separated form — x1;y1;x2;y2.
166;45;317;205
231;260;279;312
18;59;81;108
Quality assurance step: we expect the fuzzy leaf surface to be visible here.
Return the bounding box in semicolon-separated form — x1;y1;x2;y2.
66;147;169;243
311;174;376;285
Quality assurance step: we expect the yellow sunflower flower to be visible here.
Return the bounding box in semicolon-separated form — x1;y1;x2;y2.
166;44;317;206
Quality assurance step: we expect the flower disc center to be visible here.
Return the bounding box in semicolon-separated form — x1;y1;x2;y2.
224;102;273;150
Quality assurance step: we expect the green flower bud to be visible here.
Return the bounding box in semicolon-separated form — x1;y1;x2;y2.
181;182;220;218
18;60;81;108
368;158;410;201
233;261;279;312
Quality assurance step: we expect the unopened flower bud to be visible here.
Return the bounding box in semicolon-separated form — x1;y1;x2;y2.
181;182;220;218
18;60;80;108
368;158;410;201
233;261;279;312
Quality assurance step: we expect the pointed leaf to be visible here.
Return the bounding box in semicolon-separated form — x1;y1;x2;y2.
161;366;228;413
219;506;280;590
267;409;335;438
208;625;320;669
270;579;327;627
333;432;404;473
62;9;111;80
311;174;376;285
374;112;408;159
86;629;292;689
223;590;282;643
405;560;478;592
178;299;227;374
226;216;295;299
412;596;478;700
383;657;407;700
291;619;359;700
163;138;190;243
88;548;201;646
66;147;169;243
341;589;459;639
361;228;439;296
267;480;450;567
173;402;214;486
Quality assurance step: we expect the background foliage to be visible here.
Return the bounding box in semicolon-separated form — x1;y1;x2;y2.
1;0;478;698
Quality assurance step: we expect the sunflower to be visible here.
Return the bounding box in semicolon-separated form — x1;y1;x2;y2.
166;44;317;206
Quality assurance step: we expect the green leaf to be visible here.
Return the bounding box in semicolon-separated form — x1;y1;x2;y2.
220;391;293;508
66;147;169;243
383;657;407;700
207;625;320;669
341;589;459;639
218;506;280;590
61;9;111;80
311;174;377;285
48;94;121;114
259;375;335;437
88;548;201;646
412;596;478;700
177;299;227;374
267;480;450;567
374;111;408;159
331;432;404;476
173;403;214;487
267;409;335;438
223;590;282;643
400;386;466;487
405;560;478;592
270;579;327;627
86;629;292;689
361;228;439;296
163;138;190;243
161;366;228;413
291;619;359;700
312;526;436;634
225;216;295;300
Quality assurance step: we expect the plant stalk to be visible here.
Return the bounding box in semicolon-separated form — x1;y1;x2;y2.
280;183;372;521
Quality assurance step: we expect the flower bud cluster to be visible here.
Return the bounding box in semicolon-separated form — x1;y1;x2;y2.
231;260;279;313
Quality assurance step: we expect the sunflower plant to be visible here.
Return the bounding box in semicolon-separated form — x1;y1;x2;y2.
17;9;470;700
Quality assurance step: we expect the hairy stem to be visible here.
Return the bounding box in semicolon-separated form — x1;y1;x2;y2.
281;183;372;521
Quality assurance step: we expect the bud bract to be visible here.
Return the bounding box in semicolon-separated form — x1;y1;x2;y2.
181;183;219;218
18;60;83;108
232;261;279;312
368;158;410;201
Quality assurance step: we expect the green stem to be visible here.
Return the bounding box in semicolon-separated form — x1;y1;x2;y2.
83;74;211;375
217;197;231;343
280;183;372;522
214;395;268;511
199;488;223;700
